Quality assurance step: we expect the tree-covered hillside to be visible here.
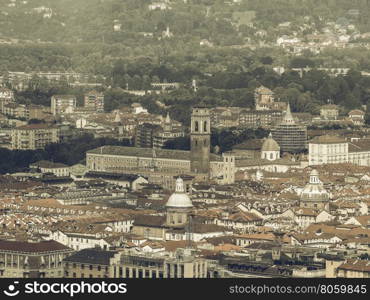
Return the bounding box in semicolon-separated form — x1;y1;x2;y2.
0;0;370;43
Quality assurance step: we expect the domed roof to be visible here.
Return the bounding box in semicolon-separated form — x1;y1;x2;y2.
261;133;280;152
300;170;329;202
166;178;193;208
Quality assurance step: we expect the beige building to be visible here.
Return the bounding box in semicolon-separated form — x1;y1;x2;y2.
308;135;348;166
239;109;282;128
255;86;275;111
320;104;339;120
261;133;280;161
3;103;28;119
11;123;59;150
309;136;370;166
299;170;330;210
51;95;76;115
0;240;73;278
110;248;208;278
348;109;365;126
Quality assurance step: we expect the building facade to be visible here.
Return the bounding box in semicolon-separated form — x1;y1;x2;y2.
190;106;211;174
0;240;73;278
51;95;77;115
64;248;116;278
153;113;185;149
309;136;370;167
135;123;161;148
271;103;307;153
239;110;282;128
300;170;330;210
84;90;104;112
86;107;229;183
110;248;208;278
308;135;348;166
320;104;339;120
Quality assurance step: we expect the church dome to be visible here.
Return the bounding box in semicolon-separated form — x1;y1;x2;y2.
166;178;193;208
300;170;329;202
261;133;280;152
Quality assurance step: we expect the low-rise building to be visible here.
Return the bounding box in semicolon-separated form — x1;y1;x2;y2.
239;110;282;128
84;90;104;112
51;95;77;115
348;109;365;126
326;258;370;278
320;104;339;120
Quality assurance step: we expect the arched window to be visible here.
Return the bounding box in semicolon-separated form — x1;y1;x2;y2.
270;153;273;159
203;121;207;132
194;121;199;132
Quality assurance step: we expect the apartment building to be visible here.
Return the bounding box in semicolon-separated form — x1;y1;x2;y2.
11;123;59;150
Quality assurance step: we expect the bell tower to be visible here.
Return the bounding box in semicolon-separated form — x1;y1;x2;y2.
190;107;211;174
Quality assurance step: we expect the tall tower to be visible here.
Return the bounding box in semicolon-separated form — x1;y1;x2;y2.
190;106;211;174
166;178;193;228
